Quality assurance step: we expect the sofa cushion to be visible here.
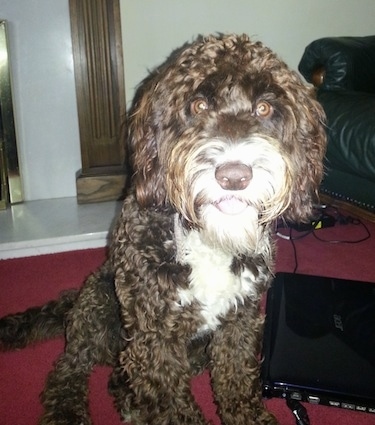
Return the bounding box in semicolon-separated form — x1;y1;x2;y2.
299;36;375;92
318;90;375;183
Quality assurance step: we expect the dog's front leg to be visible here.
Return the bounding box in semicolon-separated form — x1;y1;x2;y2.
113;265;210;424
40;266;120;425
209;299;278;425
114;332;210;425
39;351;93;425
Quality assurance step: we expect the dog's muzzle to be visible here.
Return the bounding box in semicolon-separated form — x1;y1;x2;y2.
215;162;253;191
214;161;252;215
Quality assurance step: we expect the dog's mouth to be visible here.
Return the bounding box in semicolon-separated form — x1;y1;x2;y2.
214;196;248;215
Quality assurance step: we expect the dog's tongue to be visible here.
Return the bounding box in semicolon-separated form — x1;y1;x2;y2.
215;198;247;215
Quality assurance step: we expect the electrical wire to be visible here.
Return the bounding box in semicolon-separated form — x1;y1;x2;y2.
286;398;310;425
289;229;298;274
312;218;371;244
275;207;372;273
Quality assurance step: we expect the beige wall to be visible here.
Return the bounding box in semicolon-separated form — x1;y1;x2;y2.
1;1;374;201
120;0;375;105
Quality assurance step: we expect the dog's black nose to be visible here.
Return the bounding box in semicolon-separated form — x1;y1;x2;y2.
215;162;252;190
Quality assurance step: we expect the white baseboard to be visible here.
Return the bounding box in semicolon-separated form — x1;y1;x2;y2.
0;197;122;259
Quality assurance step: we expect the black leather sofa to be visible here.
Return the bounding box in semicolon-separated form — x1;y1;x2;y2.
298;36;375;216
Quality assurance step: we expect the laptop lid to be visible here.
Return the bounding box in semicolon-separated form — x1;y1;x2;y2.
261;272;375;415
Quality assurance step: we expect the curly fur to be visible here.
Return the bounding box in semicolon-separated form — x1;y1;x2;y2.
0;33;326;425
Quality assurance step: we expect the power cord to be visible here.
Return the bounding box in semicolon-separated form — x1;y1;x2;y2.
276;205;371;273
312;214;370;244
286;398;310;425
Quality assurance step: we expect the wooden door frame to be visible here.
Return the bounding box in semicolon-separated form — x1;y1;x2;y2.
70;0;127;203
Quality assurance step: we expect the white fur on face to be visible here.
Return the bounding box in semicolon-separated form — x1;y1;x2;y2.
186;135;291;253
172;136;281;334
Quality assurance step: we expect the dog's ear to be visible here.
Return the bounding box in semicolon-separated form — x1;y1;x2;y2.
282;84;327;223
128;76;167;209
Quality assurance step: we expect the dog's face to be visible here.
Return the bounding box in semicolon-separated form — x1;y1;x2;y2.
129;34;326;251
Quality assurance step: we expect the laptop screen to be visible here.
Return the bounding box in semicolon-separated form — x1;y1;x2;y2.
261;272;375;414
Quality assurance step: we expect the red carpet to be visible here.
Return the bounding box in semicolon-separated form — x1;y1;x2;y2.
1;213;375;424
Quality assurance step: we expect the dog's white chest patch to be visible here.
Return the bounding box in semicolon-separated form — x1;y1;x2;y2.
176;230;256;332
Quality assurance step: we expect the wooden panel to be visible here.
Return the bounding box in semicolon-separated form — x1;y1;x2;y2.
76;172;126;203
319;194;375;223
70;0;127;202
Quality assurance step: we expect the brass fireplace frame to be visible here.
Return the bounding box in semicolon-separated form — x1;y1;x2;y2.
0;19;23;209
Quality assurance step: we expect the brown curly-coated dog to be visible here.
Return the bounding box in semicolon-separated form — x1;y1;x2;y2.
0;34;326;425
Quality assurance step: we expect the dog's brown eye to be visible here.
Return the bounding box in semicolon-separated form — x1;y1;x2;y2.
190;99;209;115
255;101;273;118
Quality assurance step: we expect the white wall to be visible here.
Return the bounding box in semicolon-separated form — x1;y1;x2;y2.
2;0;375;201
120;0;375;104
2;0;81;201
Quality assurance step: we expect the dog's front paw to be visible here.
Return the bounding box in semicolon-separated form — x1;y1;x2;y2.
257;409;279;425
118;408;141;424
220;405;279;425
39;411;92;425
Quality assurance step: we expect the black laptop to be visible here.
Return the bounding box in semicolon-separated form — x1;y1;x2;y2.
262;272;375;416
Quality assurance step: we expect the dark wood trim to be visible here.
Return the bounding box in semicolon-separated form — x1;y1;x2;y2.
320;194;375;223
76;172;126;204
69;0;127;203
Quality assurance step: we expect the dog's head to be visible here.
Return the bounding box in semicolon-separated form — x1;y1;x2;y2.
128;34;326;249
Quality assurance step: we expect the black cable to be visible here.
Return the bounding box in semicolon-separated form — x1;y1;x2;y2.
275;208;372;274
289;228;299;274
312;217;371;244
286;399;310;425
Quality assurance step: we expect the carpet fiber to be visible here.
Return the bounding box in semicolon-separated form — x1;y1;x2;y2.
1;211;375;424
